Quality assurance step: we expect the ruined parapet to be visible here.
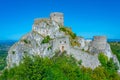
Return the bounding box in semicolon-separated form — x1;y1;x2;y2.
94;36;107;43
50;12;64;25
34;18;49;25
91;36;107;50
33;12;64;26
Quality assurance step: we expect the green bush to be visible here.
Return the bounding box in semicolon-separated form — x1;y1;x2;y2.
12;51;15;54
98;53;108;67
23;39;31;44
41;36;51;44
59;27;76;39
78;60;82;65
47;46;52;50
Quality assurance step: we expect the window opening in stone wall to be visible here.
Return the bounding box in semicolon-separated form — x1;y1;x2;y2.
64;41;66;43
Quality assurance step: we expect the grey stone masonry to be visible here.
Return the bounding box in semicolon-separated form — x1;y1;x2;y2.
50;12;64;25
91;36;107;50
70;47;100;69
52;36;70;54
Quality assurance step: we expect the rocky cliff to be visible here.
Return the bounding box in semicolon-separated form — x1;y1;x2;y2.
7;18;65;68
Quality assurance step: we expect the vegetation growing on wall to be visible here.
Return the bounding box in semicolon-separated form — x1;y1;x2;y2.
59;26;76;39
12;51;15;54
59;26;80;47
47;46;52;50
70;39;81;47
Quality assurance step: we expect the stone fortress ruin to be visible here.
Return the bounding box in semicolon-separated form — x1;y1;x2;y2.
7;12;120;71
47;12;109;55
32;12;118;69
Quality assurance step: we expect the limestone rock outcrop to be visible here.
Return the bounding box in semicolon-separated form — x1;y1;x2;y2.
7;18;65;68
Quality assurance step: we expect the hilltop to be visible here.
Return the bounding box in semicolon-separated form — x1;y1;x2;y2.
6;12;120;72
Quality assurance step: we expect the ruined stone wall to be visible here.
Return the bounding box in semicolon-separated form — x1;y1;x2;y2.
53;37;101;69
34;18;49;25
70;47;100;69
50;12;64;25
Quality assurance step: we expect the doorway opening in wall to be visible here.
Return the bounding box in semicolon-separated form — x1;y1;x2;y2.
61;46;64;52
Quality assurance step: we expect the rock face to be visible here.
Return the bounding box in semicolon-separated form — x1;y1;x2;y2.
7;18;64;68
7;12;120;71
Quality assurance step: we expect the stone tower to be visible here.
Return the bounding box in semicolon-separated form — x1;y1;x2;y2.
50;12;64;25
91;36;107;50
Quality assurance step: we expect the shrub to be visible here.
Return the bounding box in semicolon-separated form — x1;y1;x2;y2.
47;46;52;50
98;53;108;67
23;39;31;44
78;60;82;65
41;36;51;44
12;51;15;54
59;27;76;39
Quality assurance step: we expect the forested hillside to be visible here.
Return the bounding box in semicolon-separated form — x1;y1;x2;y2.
0;52;120;80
